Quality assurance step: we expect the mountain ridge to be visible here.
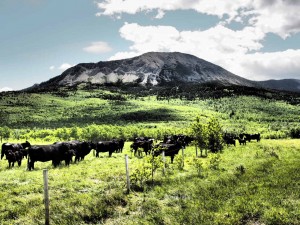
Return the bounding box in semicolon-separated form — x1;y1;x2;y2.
29;52;299;93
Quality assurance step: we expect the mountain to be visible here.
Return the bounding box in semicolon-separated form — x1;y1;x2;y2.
35;52;257;89
29;52;299;93
257;79;300;93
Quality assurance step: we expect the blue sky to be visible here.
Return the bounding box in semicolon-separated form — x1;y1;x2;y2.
1;0;300;91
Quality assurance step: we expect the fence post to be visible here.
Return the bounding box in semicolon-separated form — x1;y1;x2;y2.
43;169;50;225
182;147;184;168
125;155;130;194
162;151;166;175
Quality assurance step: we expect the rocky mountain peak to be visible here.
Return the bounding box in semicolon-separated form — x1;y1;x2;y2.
37;52;256;89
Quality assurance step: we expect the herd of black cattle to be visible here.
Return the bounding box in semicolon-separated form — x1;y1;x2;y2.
0;133;260;170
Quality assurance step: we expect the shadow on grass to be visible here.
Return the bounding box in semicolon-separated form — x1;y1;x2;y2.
120;108;182;122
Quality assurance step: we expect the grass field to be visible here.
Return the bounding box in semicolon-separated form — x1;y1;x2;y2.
0;139;299;225
0;88;300;224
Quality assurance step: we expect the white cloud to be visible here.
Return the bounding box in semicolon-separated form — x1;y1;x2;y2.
49;65;55;70
96;0;300;38
59;63;74;71
96;0;249;19
111;23;264;60
109;23;300;80
83;41;112;54
0;87;13;92
247;0;300;38
155;9;165;19
231;49;300;80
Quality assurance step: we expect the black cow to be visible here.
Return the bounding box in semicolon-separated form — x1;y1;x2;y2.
60;140;94;162
153;142;182;163
65;149;76;166
113;139;125;153
163;134;193;148
244;133;261;142
225;138;236;146
131;138;154;156
223;134;236;147
238;138;247;145
1;141;31;159
163;135;178;144
27;143;70;170
4;150;23;168
96;141;119;157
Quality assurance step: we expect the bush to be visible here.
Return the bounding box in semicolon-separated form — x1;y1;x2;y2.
209;154;221;170
290;127;300;138
191;157;205;177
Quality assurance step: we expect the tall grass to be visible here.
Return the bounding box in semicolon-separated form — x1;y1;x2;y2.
0;140;299;224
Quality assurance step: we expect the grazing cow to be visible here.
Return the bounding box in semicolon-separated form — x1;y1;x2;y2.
65;149;76;166
238;138;247;145
244;133;261;142
163;135;178;144
96;141;119;157
27;142;70;170
163;134;193;148
131;138;154;156
225;138;236;146
223;133;236;147
113;139;125;153
72;141;94;162
1;141;31;159
153;142;182;163
58;140;94;162
4;150;23;168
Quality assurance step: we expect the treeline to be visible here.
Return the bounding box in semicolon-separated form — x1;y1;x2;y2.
1;124;300;144
0;124;189;143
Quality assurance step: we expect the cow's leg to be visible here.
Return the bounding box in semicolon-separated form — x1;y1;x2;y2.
18;160;22;167
171;155;174;164
31;161;35;170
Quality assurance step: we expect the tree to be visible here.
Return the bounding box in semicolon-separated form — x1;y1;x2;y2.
55;127;69;141
190;116;224;154
70;127;81;140
0;126;11;143
207;117;224;153
83;124;101;142
190;116;208;156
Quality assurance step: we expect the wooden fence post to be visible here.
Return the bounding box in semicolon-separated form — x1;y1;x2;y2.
125;155;130;193
162;151;166;175
182;147;184;168
43;169;50;225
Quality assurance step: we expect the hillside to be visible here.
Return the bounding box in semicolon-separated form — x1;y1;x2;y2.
1;88;300;140
258;79;300;93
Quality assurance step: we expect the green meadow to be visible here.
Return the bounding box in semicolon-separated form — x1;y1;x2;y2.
0;88;300;224
0;140;299;225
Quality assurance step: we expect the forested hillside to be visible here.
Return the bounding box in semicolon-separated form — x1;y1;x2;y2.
0;86;300;141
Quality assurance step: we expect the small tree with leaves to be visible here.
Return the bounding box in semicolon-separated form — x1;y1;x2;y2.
190;116;208;156
207;117;224;153
190;116;224;154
